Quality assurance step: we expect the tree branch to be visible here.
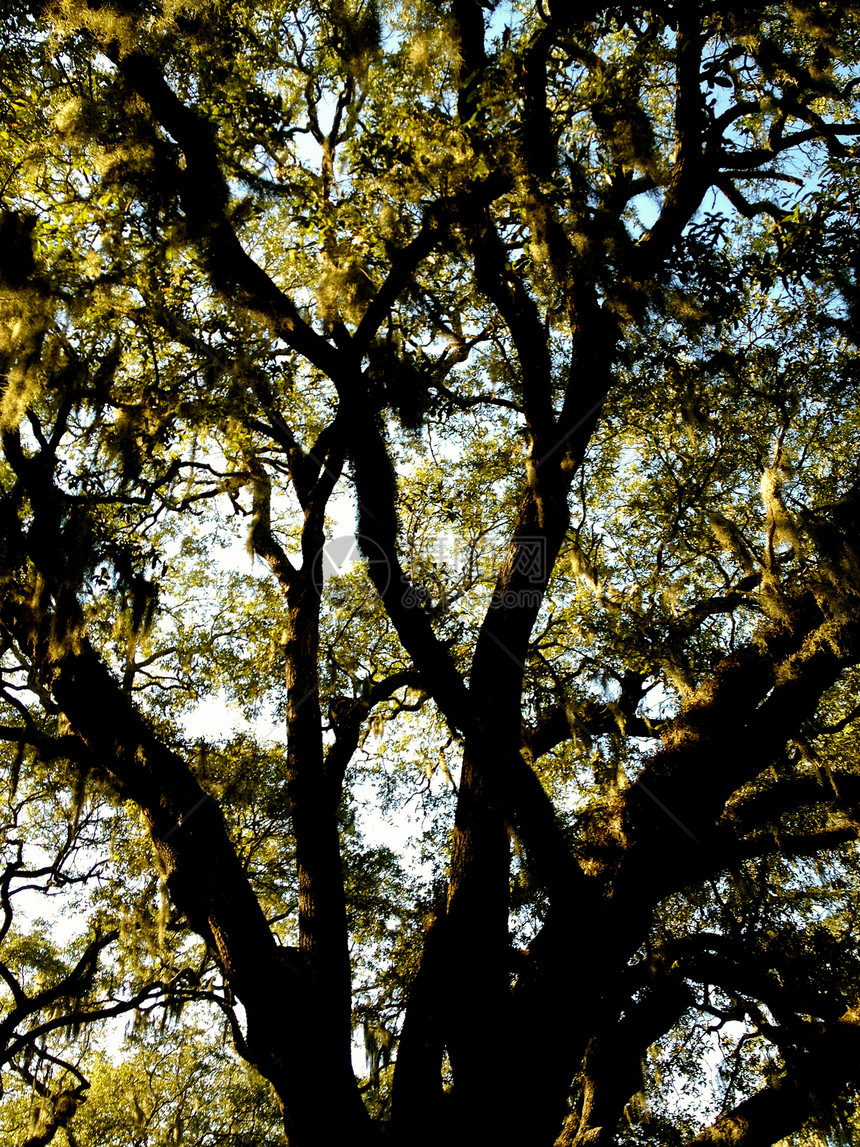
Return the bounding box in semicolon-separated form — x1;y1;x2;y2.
115;51;342;378
684;1006;860;1146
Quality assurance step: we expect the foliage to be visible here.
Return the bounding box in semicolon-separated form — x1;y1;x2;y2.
1;1;860;1145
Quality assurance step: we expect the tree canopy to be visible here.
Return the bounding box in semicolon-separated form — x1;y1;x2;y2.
2;1;860;1144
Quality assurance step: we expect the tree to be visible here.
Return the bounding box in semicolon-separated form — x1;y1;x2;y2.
2;0;860;1143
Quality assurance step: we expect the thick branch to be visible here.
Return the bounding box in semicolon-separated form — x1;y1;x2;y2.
684;1007;860;1146
115;51;342;377
558;977;695;1147
635;10;708;273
